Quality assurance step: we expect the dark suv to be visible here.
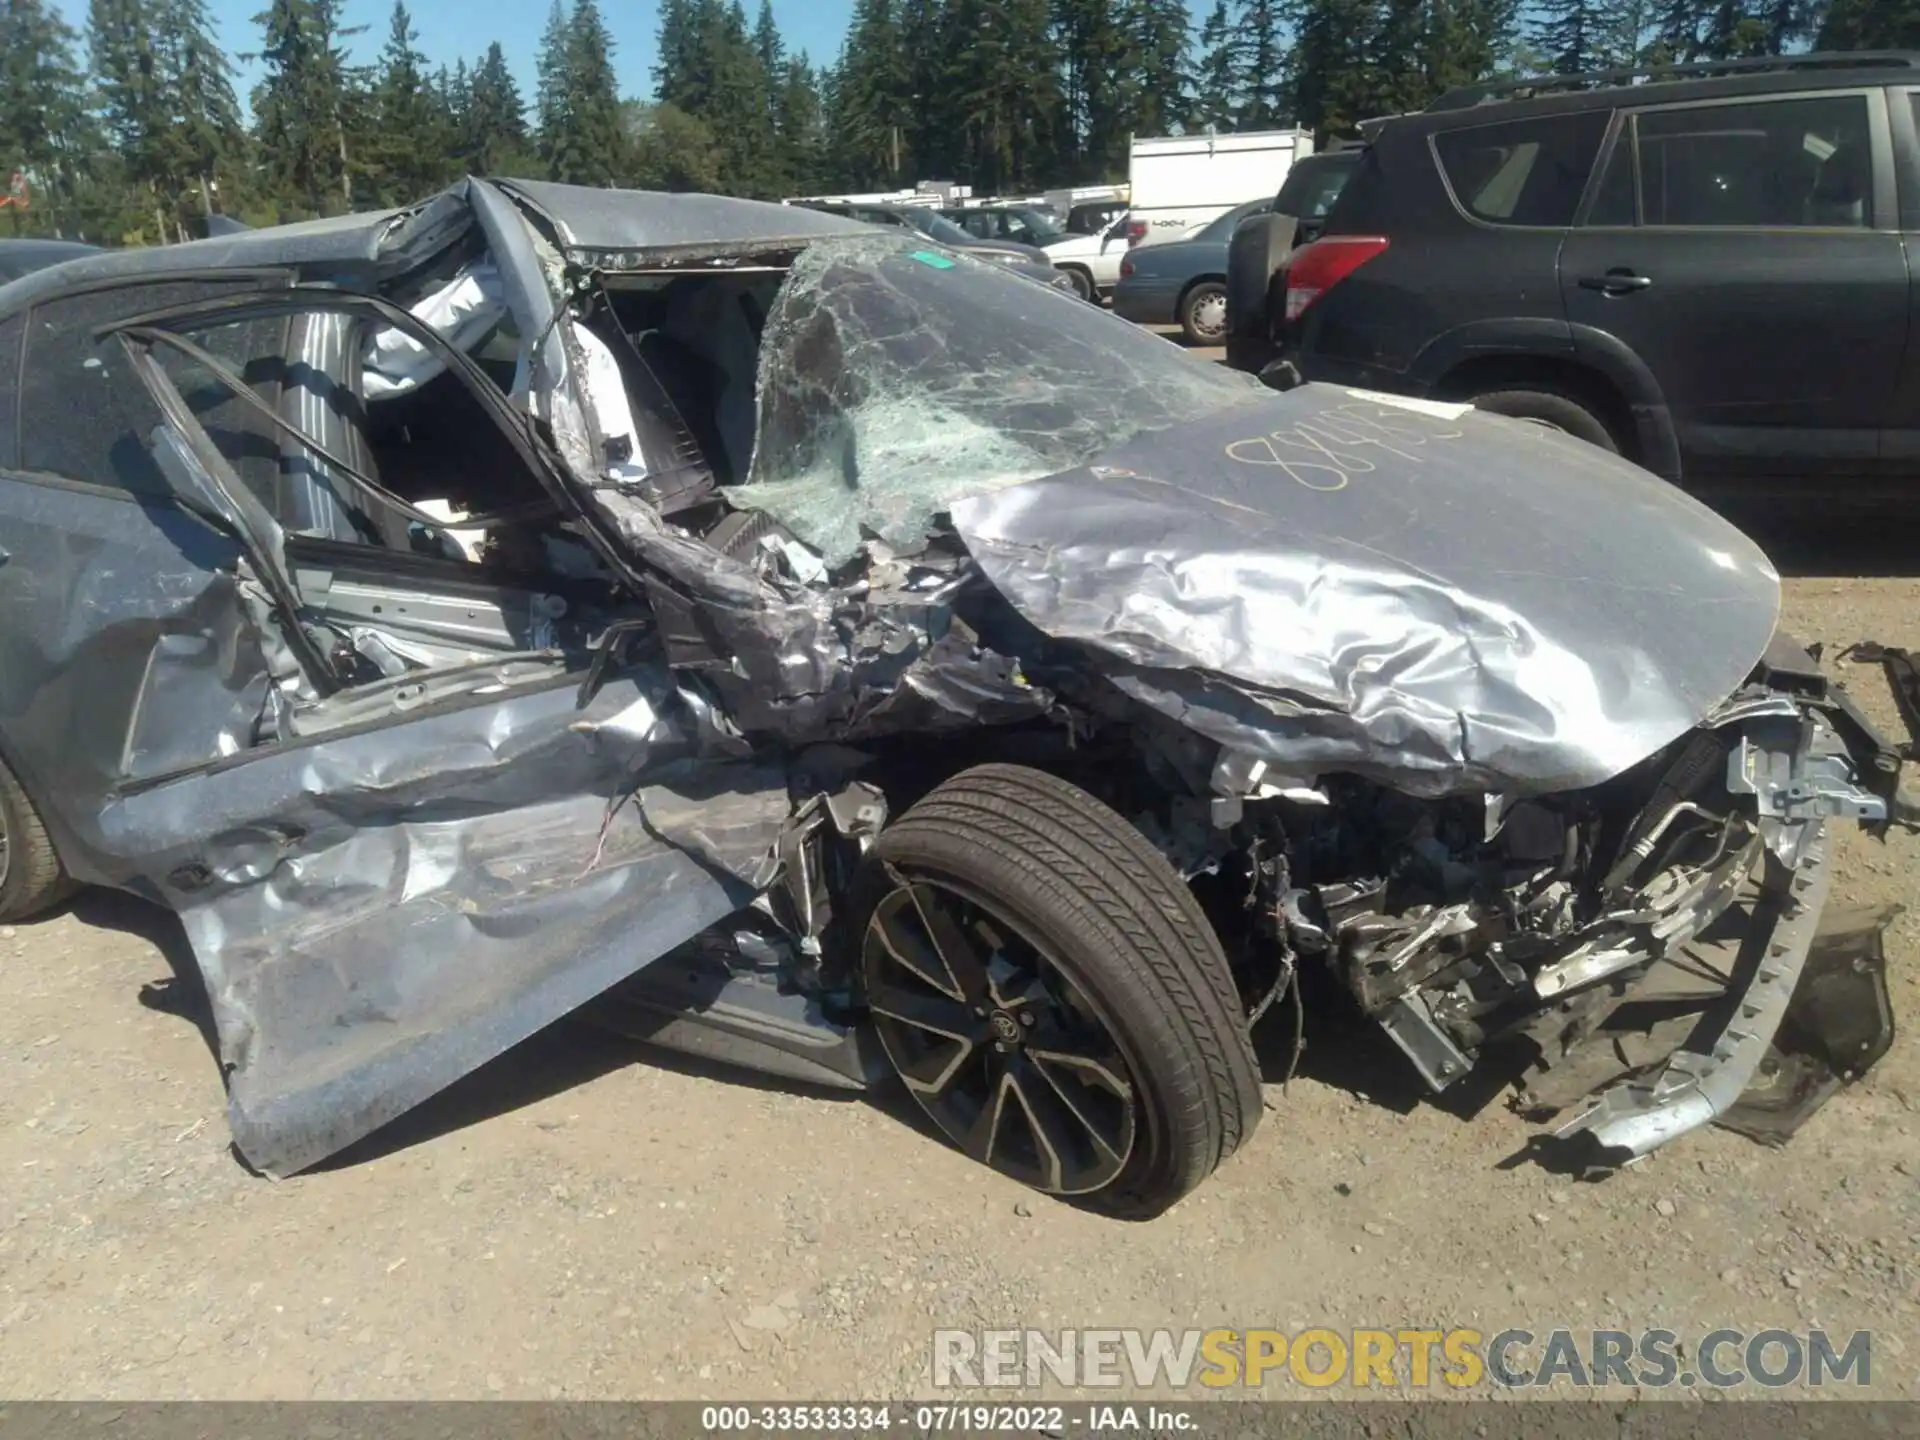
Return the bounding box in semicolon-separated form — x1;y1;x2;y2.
1230;52;1920;491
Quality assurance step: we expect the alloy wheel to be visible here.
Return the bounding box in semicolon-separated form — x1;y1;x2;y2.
863;874;1139;1194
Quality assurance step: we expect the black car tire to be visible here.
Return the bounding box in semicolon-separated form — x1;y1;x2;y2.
0;753;71;921
1470;387;1620;454
856;764;1262;1218
1178;281;1229;347
1058;265;1094;302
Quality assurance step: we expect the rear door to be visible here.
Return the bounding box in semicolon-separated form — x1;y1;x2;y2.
0;274;293;845
1301;110;1604;382
1878;84;1920;470
1559;88;1906;480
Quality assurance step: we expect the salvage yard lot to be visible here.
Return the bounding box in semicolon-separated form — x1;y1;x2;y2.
0;530;1911;1400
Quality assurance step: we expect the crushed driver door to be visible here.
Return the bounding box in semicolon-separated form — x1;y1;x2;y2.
99;287;792;1178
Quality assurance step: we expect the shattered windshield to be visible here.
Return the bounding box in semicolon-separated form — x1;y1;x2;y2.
729;233;1264;564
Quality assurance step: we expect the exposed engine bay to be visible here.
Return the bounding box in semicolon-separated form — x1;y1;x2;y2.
1030;639;1896;1170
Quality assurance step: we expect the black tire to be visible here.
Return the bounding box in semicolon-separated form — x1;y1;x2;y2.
0;753;71;921
1178;280;1229;347
855;764;1262;1218
1470;387;1620;454
1059;265;1094;302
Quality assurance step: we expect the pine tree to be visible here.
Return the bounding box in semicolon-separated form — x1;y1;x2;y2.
1192;0;1239;131
1649;0;1782;60
249;0;368;215
1128;0;1193;141
625;99;723;191
1533;0;1615;73
944;0;1061;192
535;0;570;163
1285;0;1377;137
899;0;951;178
826;0;910;186
368;2;452;203
1819;0;1920;47
1052;0;1124;175
466;41;530;176
553;0;625;186
1694;0;1768;54
775;55;828;194
440;60;470;147
713;0;774;194
92;0;243;232
89;0;168;204
1233;0;1290;128
652;0;699;106
1357;0;1520;116
0;0;93;235
1370;0;1426;114
651;0;774;194
751;0;782;90
1752;0;1813;50
1428;0;1524;94
753;2;788;191
160;0;245;215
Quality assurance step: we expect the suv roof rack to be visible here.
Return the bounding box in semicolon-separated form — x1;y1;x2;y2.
1426;50;1920;113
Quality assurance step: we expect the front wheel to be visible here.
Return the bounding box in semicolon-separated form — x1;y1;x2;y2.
1470;386;1621;454
855;764;1262;1217
1058;266;1094;302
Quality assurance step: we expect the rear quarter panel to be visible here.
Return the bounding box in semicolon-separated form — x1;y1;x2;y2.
1298;131;1569;382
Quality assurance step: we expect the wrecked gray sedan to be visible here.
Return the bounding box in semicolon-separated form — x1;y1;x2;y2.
0;180;1900;1215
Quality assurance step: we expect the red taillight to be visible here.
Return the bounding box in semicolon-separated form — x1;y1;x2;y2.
1283;236;1389;323
1125;217;1148;247
1119;256;1134;278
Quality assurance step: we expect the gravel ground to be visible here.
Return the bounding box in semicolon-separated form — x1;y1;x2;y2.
0;536;1914;1402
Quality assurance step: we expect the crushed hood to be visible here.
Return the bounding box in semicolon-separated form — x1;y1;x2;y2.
949;386;1783;797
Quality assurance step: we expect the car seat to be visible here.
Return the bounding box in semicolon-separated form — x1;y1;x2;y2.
277;311;460;557
277;311;402;546
1806;140;1868;227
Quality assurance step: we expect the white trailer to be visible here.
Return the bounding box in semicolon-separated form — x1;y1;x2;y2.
1124;129;1315;248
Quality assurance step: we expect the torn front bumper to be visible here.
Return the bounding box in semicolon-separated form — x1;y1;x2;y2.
1550;825;1837;1166
1545;673;1902;1170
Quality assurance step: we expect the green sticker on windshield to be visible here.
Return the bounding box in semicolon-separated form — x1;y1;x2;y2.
910;250;955;269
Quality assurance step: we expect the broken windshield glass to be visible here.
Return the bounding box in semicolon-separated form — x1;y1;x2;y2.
728;233;1264;564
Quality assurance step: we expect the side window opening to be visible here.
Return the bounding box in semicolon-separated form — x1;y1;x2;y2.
121;285;640;707
578;271;784;523
1274;155;1357;222
157;316;291;510
1432;109;1612;227
21;285;245;497
1629;94;1872;228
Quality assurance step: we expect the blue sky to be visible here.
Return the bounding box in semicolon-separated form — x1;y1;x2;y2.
49;0;863;103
